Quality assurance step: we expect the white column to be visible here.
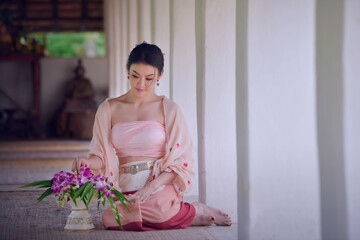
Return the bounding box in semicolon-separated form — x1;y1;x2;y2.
344;0;360;239
127;0;139;52
104;0;128;97
138;0;152;43
152;0;170;97
171;0;198;197
105;0;170;99
247;0;321;239
195;0;206;204
236;0;249;238
120;0;129;91
316;0;347;239
200;0;238;221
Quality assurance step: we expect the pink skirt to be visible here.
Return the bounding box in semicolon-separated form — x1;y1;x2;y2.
102;184;196;231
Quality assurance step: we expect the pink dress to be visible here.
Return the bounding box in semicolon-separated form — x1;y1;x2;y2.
88;97;196;230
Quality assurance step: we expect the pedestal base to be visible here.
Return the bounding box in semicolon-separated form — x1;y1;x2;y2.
64;200;95;231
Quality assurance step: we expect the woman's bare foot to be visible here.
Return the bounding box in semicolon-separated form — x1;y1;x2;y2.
192;202;232;226
190;214;215;226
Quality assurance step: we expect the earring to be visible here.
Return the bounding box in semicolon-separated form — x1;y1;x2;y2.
157;80;160;86
127;75;129;79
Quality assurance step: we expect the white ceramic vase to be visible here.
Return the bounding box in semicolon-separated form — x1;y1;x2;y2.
64;199;95;231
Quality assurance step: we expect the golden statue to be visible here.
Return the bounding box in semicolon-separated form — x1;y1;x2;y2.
56;59;97;139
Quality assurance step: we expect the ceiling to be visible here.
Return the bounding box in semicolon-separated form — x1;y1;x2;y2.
0;0;104;32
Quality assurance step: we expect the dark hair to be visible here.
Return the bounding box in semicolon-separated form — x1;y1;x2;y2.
127;43;164;74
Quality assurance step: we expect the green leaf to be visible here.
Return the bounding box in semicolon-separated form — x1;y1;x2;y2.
107;196;124;231
68;188;77;206
81;182;93;200
73;183;87;199
36;185;52;189
97;189;101;210
102;197;106;207
113;190;131;213
86;188;96;208
114;189;132;205
36;188;52;203
72;197;78;207
20;180;52;188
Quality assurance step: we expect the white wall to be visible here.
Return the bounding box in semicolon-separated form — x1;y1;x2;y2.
246;0;321;239
344;0;360;239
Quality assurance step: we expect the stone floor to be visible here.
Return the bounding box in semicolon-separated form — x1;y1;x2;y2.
0;141;237;239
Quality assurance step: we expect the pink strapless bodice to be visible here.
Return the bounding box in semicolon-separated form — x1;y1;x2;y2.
111;121;166;158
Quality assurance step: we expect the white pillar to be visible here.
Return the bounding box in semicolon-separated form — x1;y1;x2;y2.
195;0;206;204
247;0;321;239
198;0;238;221
344;0;360;239
127;0;139;52
120;0;129;91
171;0;198;197
104;0;128;97
236;0;249;238
138;0;152;43
316;0;347;239
152;0;171;98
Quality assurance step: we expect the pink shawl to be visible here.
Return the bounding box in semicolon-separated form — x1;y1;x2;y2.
88;96;195;195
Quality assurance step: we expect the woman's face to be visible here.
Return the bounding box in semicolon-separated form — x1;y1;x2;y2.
128;63;163;95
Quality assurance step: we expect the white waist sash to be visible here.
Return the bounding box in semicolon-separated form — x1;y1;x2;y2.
118;160;155;192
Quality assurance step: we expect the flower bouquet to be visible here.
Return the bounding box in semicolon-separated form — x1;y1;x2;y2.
21;166;130;231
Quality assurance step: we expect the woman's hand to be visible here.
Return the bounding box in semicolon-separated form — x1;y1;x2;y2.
126;172;176;202
127;184;156;202
71;156;103;172
71;157;89;172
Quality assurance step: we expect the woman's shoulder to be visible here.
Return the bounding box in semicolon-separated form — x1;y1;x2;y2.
162;96;177;108
107;95;127;105
162;96;176;106
162;96;183;115
96;96;125;116
97;97;113;110
106;95;129;112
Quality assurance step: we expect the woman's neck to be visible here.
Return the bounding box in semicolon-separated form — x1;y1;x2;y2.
126;89;159;104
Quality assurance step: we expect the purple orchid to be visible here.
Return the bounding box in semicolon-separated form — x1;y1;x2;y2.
22;166;129;230
93;177;107;191
104;189;115;197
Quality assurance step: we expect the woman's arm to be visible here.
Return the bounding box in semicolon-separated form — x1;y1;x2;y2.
148;172;176;190
128;172;176;202
150;98;195;195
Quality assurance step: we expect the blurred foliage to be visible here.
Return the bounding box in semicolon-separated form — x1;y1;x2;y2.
31;32;106;58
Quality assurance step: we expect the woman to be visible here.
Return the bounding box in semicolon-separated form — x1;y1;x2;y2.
72;43;232;230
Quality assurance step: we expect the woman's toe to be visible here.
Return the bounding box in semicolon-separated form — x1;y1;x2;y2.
201;215;215;226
